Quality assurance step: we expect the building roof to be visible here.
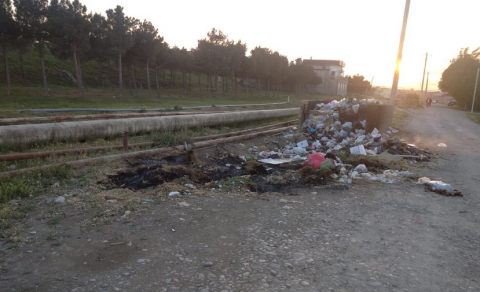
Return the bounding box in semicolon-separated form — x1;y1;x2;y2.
303;59;345;67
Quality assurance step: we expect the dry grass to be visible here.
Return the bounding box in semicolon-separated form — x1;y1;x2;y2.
465;112;480;125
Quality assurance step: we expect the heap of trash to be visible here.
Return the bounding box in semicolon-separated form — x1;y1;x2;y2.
248;98;434;185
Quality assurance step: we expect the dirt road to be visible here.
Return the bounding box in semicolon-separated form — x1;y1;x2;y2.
1;104;479;291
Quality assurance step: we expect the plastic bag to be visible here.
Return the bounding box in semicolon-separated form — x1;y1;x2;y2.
354;164;368;173
427;181;454;194
302;153;326;169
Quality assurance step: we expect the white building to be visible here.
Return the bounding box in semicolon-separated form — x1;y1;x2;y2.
303;59;348;96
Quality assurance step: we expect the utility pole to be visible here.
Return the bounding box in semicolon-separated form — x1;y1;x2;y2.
370;76;374;95
420;52;428;99
425;72;430;103
390;0;411;105
471;68;480;113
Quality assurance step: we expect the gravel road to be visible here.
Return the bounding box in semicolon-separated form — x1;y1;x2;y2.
1;103;479;292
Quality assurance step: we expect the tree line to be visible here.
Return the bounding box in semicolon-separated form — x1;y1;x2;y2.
439;47;480;111
0;0;321;98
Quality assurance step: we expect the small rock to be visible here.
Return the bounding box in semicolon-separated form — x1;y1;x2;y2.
269;263;281;270
301;281;310;286
121;210;131;219
54;196;66;204
203;261;214;267
179;202;190;207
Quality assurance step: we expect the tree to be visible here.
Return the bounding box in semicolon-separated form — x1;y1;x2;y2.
227;40;246;98
14;0;50;95
250;47;273;96
287;58;320;94
347;74;371;95
48;0;91;97
0;0;17;96
194;28;231;98
269;51;288;97
153;41;169;97
88;12;109;91
439;47;480;110
129;20;164;97
105;5;134;98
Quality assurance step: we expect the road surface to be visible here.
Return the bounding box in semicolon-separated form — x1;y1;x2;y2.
1;103;479;292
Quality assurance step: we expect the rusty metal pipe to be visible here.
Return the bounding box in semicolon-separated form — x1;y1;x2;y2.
0;121;296;162
0;126;294;178
192;119;297;142
0;143;155;162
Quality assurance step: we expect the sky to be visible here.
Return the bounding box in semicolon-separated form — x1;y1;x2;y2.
78;0;480;91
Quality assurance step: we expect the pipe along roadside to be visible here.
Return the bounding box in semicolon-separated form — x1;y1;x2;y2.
0;120;297;162
0;111;226;125
0;108;299;148
0;126;295;178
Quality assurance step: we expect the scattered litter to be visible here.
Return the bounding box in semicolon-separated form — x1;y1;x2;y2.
291;155;305;162
354;164;368;174
178;202;190;207
302;153;326;169
417;177;431;184
427;181;454;194
320;159;335;170
350;145;367;155
258;158;302;165
168;191;180;197
418;177;463;196
296;140;309;148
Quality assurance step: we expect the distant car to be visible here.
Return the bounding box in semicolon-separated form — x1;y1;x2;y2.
448;100;457;106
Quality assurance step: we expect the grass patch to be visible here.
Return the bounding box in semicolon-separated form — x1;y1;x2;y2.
465;112;480;125
392;109;409;128
151;129;195;147
396;100;422;109
0;177;33;204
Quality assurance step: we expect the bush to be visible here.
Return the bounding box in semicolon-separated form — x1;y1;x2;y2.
0;177;32;204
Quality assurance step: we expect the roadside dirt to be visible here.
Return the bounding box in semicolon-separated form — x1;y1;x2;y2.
1;103;479;292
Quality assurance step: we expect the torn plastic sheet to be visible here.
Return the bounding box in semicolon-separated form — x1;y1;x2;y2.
258;157;306;165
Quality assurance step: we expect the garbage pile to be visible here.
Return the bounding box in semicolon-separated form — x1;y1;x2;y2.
249;98;433;185
106;97;458;194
